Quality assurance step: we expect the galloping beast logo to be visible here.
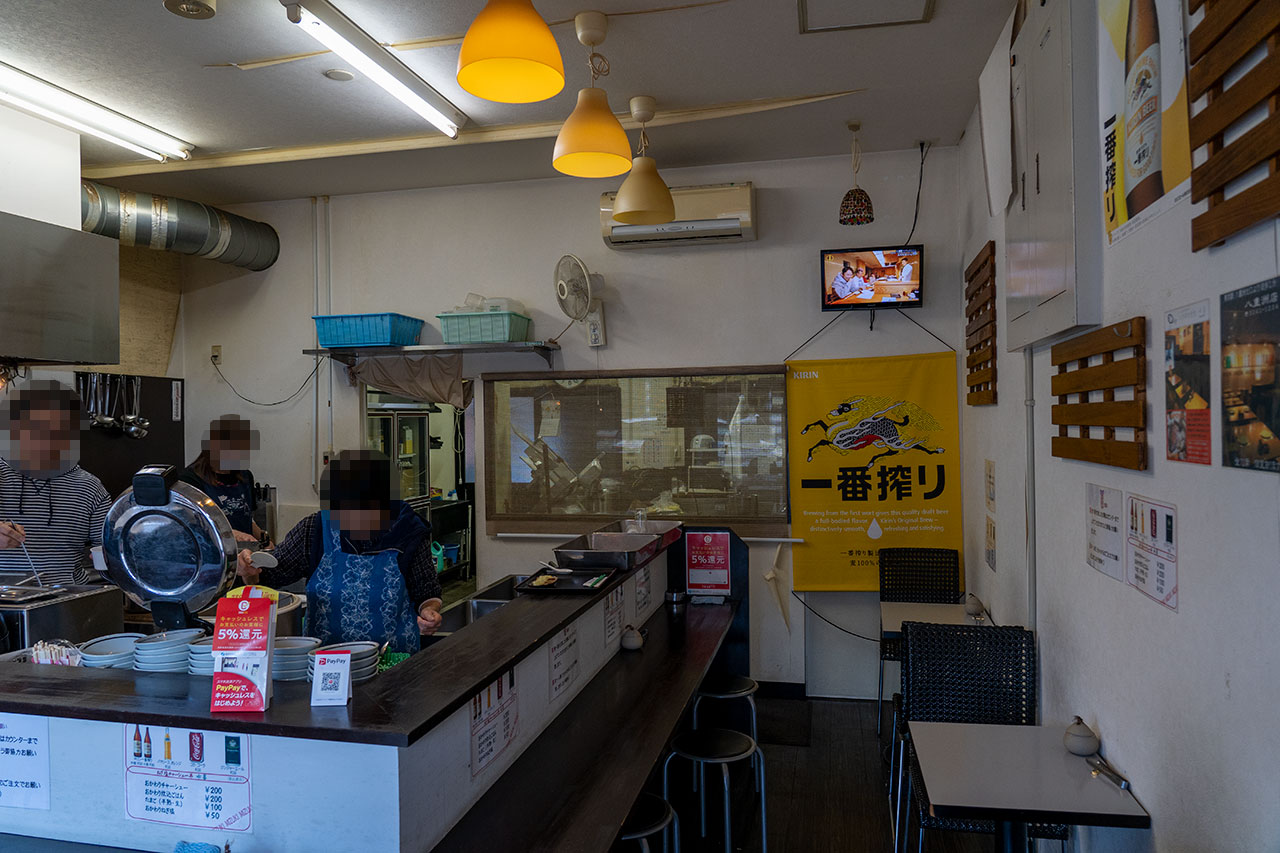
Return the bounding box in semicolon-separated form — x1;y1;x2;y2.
799;395;946;468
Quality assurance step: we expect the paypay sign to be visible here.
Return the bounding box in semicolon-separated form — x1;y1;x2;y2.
686;532;731;595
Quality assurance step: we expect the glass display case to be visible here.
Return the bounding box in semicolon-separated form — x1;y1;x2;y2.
484;367;788;535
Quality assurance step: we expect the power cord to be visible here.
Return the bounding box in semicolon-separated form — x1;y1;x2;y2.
211;356;323;407
902;141;931;247
789;590;880;643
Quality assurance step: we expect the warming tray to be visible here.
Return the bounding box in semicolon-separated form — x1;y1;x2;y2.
593;519;683;550
552;532;660;571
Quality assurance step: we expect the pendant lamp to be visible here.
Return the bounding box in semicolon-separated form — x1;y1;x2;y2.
457;0;564;103
552;12;631;178
839;122;874;225
612;96;675;224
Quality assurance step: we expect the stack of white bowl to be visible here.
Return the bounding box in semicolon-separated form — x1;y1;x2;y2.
133;628;206;673
187;637;215;676
79;633;145;669
307;641;381;683
272;636;320;681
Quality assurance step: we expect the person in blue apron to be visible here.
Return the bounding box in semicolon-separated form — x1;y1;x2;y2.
180;415;267;552
243;450;442;652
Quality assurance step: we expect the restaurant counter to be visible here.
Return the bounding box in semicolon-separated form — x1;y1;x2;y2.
0;550;714;851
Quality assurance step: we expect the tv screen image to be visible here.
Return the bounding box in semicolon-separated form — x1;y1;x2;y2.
820;245;923;311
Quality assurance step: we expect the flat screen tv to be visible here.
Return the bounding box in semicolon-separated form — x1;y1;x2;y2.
820;244;923;311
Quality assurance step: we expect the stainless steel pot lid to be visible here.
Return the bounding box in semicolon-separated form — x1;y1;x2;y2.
102;480;236;613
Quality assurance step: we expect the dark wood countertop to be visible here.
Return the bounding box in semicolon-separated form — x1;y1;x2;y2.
0;571;640;747
432;602;735;853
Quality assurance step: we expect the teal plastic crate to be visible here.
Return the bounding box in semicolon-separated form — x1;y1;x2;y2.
313;313;424;348
437;311;531;344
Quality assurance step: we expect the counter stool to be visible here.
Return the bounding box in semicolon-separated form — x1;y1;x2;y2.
618;792;680;853
662;728;767;853
692;674;760;790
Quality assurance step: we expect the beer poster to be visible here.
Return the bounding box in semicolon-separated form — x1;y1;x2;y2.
1221;277;1280;473
786;353;963;591
1097;0;1192;244
1164;300;1211;465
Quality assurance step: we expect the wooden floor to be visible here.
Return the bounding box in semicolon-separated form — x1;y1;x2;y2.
631;697;991;853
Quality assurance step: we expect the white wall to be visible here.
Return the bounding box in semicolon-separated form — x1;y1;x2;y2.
956;95;1280;851
0;103;80;229
179;148;964;689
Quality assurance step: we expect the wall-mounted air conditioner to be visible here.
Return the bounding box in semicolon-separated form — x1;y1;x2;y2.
599;182;755;249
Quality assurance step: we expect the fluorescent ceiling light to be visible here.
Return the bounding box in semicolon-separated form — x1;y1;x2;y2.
283;1;466;139
0;62;192;161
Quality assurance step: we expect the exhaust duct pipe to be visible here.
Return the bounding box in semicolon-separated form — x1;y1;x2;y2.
81;180;280;271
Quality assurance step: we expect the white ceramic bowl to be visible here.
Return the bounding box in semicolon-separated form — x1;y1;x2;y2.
80;633;146;656
136;629;206;650
83;655;134;668
275;636;321;652
274;670;309;681
134;649;189;664
134;661;188;672
310;641;380;658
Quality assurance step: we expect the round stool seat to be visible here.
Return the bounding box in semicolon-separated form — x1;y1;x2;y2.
698;674;758;699
671;727;757;764
619;793;675;840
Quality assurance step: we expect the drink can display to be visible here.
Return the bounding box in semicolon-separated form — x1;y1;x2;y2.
189;732;204;763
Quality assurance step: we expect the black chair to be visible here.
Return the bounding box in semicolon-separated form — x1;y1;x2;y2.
894;621;1067;852
877;547;961;736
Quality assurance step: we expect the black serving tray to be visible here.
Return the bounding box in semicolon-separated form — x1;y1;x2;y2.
514;568;616;595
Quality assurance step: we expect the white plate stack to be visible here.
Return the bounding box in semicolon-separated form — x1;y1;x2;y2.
187;637;215;676
79;633;145;669
307;641;381;683
133;628;206;672
273;636;321;681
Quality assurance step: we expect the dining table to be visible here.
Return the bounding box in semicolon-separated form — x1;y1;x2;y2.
879;601;985;639
909;721;1150;852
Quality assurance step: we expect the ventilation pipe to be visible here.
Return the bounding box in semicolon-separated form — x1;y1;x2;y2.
80;180;280;271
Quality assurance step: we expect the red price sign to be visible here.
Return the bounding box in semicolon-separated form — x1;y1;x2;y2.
686;532;731;594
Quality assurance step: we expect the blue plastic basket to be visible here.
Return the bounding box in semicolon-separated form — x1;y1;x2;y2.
313;313;424;348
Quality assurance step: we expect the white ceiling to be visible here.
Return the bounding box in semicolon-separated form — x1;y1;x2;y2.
0;0;1013;204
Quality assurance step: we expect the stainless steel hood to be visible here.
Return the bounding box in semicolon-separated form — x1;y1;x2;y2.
0;208;120;365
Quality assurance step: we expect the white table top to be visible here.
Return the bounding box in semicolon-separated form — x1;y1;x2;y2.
910;722;1150;828
879;602;978;637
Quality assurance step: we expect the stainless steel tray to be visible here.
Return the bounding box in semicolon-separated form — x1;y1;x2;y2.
593;519;683;550
553;532;660;571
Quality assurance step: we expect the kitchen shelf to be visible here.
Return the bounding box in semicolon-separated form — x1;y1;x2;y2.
304;341;560;368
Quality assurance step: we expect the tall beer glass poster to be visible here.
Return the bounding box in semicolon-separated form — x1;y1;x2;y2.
1098;0;1191;244
1164;300;1211;464
1221;278;1280;473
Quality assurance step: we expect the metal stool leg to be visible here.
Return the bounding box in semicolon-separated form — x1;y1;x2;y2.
662;752;678;853
721;763;731;852
673;806;681;853
700;762;707;837
877;658;885;735
747;694;760;791
692;696;703;793
639;839;650;853
757;747;768;853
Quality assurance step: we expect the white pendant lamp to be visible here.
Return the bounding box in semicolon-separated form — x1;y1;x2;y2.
552;12;631;178
457;0;564;103
612;96;675;224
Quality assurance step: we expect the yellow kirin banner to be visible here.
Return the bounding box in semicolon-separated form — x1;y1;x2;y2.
787;352;964;591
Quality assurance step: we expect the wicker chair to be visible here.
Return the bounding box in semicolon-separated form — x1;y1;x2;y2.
877;548;961;737
896;621;1068;852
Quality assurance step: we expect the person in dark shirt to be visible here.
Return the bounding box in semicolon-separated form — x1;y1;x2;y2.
180;415;267;552
240;449;442;652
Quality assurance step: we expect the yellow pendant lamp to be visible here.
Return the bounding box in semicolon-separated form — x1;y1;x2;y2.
457;0;564;103
552;12;631;178
612;96;675;224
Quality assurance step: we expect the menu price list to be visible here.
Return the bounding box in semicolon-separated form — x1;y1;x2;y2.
124;725;251;832
470;669;518;777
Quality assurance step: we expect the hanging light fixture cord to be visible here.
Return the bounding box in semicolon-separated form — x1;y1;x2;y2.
636;125;651;156
587;50;610;84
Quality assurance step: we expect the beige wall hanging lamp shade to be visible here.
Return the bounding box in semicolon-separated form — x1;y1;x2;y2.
552;12;630;178
457;0;565;103
839;121;873;225
612;95;675;223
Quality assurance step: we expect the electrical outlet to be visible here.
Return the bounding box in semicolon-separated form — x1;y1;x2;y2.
211;345;222;365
